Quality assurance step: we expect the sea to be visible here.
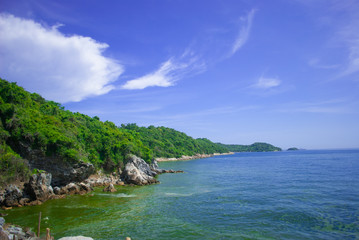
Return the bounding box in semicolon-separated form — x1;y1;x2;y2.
3;149;359;239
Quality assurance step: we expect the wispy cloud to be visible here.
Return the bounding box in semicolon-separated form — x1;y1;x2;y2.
253;76;281;89
277;98;355;114
231;9;256;55
122;9;256;90
300;1;359;79
308;58;340;69
121;50;205;90
340;27;359;77
0;14;123;103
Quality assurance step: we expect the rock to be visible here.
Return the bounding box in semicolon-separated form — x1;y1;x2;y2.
19;198;31;206
78;183;92;194
0;217;37;240
116;181;125;186
3;185;23;207
122;155;158;185
53;186;61;195
103;184;117;192
65;183;80;195
25;173;54;202
0;228;8;240
150;159;165;174
27;200;43;206
28;155;95;187
0;191;4;206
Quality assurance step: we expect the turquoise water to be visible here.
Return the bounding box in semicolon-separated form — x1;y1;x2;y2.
3;150;359;239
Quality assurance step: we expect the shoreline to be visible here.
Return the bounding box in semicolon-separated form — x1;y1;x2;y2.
156;152;234;162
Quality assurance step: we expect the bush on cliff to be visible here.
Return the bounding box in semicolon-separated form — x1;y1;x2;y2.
0;142;30;188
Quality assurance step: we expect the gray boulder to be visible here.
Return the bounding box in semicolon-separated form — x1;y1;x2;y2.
122;155;158;185
103;184;117;192
25;173;54;202
3;185;23;207
150;159;165;174
65;183;80;195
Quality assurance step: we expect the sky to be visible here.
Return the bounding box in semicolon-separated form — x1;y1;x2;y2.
0;0;358;150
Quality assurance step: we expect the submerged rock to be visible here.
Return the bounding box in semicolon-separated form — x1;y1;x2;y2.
122;155;158;185
103;184;117;192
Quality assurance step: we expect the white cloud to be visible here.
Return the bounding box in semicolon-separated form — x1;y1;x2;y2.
0;14;123;103
253;77;281;89
121;60;177;90
122;52;205;90
308;58;339;69
231;9;256;55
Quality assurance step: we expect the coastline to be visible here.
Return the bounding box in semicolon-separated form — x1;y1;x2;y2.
156;152;234;162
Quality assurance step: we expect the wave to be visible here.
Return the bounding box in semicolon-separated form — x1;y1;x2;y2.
96;193;136;198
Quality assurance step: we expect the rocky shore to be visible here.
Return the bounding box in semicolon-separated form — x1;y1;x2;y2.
0;155;182;210
0;154;183;239
156;152;234;162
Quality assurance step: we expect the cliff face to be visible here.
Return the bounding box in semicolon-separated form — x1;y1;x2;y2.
12;141;95;187
0;154;182;208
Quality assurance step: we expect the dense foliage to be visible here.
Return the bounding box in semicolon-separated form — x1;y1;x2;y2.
120;124;229;158
0;142;30;187
0;78;152;174
219;142;282;152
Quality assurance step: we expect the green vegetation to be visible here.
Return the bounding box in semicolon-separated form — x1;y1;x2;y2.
219;142;282;152
287;147;299;151
120;124;229;158
0;142;30;187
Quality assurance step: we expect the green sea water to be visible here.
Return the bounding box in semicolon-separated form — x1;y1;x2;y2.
2;150;359;239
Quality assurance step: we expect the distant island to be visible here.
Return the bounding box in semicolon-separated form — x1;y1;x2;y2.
218;142;282;152
287;147;299;151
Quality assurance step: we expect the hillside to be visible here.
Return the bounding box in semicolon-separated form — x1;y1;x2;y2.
120;123;229;158
0;78;229;186
219;142;282;152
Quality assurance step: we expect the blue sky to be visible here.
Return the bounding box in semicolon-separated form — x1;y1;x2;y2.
1;0;358;149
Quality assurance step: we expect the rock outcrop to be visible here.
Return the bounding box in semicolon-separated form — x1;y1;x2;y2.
26;153;95;187
25;173;54;202
3;185;23;207
122;155;158;185
150;159;166;174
